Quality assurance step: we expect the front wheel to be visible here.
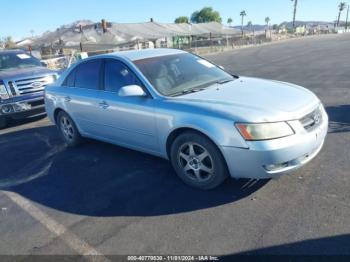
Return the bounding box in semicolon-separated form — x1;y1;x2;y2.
57;111;83;147
170;131;228;190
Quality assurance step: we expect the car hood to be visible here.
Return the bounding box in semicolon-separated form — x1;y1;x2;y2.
170;77;320;122
0;66;55;80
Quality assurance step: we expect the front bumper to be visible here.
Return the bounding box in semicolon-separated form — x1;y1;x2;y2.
0;95;45;120
221;111;328;179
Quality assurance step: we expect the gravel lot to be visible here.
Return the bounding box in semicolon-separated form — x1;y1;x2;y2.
0;33;349;258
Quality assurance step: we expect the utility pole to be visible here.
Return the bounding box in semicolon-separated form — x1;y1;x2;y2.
334;16;337;28
292;0;298;30
101;19;107;33
80;24;83;52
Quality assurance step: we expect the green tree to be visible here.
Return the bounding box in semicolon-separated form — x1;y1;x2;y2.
240;10;247;36
272;24;279;30
190;7;222;23
291;0;298;30
227;17;233;26
174;16;189;24
337;2;347;26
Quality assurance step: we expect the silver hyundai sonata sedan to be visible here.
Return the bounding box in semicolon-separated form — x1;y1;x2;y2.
45;48;328;189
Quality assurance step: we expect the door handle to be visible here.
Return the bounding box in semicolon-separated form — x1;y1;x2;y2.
64;96;71;102
98;101;109;109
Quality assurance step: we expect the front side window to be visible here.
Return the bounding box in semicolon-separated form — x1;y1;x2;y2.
133;53;234;96
74;59;102;89
104;60;141;93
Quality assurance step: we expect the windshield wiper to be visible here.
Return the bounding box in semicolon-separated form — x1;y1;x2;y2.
216;78;234;84
182;88;206;94
170;88;206;97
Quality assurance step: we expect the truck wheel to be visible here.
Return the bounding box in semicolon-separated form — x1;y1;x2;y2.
170;131;228;190
0;117;7;129
57;111;83;147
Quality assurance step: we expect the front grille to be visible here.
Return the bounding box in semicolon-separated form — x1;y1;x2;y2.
14;75;54;95
299;106;323;131
8;81;17;96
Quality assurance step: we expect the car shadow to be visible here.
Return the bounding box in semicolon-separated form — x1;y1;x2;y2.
0;125;268;217
326;105;350;133
220;234;350;259
1;112;47;130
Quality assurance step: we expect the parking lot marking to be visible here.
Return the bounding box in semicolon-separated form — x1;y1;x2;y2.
3;191;110;262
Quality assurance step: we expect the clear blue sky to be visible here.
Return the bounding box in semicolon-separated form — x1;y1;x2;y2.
1;0;344;40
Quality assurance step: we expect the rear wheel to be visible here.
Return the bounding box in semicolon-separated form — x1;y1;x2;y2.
57;111;83;147
170;131;228;190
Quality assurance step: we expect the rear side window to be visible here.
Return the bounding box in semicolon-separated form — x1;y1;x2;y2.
64;69;76;87
104;60;141;93
74;59;102;89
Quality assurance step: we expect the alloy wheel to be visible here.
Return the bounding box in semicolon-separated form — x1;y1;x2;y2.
177;142;214;182
60;116;74;141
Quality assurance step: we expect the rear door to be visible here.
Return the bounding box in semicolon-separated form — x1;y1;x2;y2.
60;59;104;136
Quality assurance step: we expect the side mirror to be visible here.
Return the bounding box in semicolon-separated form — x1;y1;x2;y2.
41;61;48;67
118;85;146;97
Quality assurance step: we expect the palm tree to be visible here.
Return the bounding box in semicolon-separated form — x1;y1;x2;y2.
247;21;253;33
240;10;247;36
346;4;349;29
265;17;271;38
291;0;298;30
247;21;254;40
337;2;347;26
227;18;233;26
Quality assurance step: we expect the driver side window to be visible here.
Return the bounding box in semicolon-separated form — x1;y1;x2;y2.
104;60;141;93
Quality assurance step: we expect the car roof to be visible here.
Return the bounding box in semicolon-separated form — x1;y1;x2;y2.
0;49;26;55
106;48;187;61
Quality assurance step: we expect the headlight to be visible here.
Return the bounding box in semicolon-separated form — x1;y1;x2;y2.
235;122;294;141
0;82;9;100
43;75;56;84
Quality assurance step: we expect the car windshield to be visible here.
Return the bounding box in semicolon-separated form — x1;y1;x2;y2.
133;53;235;96
0;52;42;71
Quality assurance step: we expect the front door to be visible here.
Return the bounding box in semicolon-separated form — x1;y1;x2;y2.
97;59;158;152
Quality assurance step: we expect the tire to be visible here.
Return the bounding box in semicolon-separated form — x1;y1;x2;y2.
56;111;83;147
170;131;228;190
0;117;7;129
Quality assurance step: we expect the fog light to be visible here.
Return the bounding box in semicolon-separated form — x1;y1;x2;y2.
264;162;289;171
13;103;31;112
1;105;13;114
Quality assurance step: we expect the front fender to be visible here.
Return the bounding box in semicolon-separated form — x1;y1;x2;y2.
157;113;248;157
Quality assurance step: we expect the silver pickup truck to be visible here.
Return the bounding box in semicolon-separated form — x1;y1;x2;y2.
0;49;58;128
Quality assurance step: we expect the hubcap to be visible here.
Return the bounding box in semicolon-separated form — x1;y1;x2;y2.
60;116;74;141
178;142;214;182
